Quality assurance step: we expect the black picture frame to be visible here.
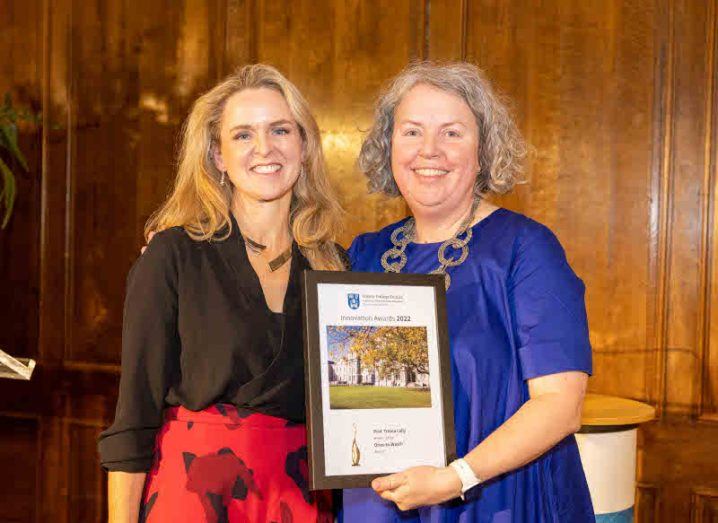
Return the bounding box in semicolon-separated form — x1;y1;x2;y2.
301;270;457;490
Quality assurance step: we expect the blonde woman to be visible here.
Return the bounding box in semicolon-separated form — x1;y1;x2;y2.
98;65;343;523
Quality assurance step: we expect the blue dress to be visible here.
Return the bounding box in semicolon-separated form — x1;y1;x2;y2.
341;208;595;523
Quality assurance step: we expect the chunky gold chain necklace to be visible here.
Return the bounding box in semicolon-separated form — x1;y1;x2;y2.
380;200;479;289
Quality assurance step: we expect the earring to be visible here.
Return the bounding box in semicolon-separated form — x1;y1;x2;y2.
220;171;226;186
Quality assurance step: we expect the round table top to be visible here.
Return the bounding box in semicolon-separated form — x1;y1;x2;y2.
580;393;656;426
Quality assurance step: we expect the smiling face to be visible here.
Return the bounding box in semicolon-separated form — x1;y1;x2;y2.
391;83;481;220
213;87;304;204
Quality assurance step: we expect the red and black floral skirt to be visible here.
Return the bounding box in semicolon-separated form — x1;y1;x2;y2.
140;404;333;523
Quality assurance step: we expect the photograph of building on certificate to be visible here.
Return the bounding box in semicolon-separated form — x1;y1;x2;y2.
326;325;431;409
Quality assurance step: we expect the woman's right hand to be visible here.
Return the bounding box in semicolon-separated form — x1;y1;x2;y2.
108;471;147;523
140;231;156;254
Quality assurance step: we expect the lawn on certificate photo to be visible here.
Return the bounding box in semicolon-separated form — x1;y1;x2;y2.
329;385;431;409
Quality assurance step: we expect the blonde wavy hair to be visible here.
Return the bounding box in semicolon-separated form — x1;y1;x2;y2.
146;64;345;270
359;61;527;198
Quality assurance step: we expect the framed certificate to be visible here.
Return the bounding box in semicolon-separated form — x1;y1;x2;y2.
301;270;456;490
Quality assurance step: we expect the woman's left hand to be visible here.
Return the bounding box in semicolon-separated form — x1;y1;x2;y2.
371;465;462;511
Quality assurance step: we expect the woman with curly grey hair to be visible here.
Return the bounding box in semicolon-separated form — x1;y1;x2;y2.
341;62;594;522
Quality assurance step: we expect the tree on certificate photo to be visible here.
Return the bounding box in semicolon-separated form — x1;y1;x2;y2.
326;325;431;409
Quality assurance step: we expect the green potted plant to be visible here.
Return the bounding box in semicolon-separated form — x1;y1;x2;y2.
0;93;36;229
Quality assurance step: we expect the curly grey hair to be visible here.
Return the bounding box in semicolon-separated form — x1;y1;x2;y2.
359;61;527;198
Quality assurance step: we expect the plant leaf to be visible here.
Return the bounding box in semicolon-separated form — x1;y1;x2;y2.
0;156;16;229
6;122;17;142
0;123;29;171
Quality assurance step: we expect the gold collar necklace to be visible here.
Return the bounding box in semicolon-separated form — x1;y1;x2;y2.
242;234;293;272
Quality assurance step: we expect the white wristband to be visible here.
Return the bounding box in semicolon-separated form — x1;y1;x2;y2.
449;458;482;500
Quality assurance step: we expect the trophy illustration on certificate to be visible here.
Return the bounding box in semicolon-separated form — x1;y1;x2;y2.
351;423;361;467
302;271;456;489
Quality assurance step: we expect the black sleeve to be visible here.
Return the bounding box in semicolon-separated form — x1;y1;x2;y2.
97;230;181;472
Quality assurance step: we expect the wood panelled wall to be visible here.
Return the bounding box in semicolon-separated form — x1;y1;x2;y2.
0;0;716;521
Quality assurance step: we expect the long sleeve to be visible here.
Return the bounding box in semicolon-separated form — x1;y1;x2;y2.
98;230;181;472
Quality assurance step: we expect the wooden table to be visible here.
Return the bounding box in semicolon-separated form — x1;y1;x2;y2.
576;394;656;522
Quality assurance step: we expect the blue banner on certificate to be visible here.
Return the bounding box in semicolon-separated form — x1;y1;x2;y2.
301;271;456;490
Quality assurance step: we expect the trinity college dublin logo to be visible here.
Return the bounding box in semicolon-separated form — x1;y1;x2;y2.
347;293;360;310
